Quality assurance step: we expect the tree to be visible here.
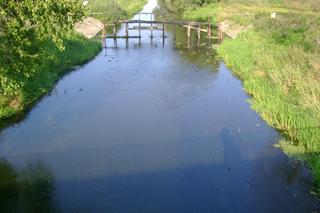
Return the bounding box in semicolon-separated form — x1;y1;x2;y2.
0;0;84;94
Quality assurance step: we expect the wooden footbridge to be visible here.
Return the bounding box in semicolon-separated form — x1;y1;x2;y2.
77;13;222;48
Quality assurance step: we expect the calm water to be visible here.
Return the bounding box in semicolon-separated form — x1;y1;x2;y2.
0;1;319;212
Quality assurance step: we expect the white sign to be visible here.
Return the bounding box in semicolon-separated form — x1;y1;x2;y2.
271;13;276;19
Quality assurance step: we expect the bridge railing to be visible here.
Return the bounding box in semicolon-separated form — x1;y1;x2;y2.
92;12;221;48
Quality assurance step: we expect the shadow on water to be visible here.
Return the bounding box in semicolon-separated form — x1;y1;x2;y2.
53;128;319;212
0;159;58;213
0;0;319;212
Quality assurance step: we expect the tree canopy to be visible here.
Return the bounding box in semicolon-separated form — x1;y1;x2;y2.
0;0;84;94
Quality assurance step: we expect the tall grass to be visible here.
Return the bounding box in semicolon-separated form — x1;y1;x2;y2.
218;3;320;194
218;32;320;191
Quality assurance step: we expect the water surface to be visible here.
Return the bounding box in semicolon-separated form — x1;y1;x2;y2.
0;1;319;212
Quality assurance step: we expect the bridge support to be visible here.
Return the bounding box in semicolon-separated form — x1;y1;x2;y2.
207;17;212;47
102;24;106;48
150;13;154;39
150;23;154;39
138;13;141;45
162;23;165;46
173;24;176;45
197;24;201;47
187;26;191;48
113;24;117;47
218;24;223;44
99;13;217;49
125;22;129;48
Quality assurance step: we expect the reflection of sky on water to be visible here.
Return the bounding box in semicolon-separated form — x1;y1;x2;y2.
139;0;158;14
0;0;319;212
0;59;276;181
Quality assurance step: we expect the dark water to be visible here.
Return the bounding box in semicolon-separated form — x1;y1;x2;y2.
0;2;319;212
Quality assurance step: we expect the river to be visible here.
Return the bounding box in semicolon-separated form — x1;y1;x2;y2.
0;0;319;212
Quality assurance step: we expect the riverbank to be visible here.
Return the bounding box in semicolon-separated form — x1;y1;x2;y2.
0;0;147;122
86;0;148;21
164;0;320;194
0;35;101;122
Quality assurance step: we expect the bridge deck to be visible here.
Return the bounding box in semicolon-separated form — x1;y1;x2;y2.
106;20;215;27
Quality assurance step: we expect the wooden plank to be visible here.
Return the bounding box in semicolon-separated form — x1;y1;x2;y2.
130;26;161;30
182;25;208;33
116;20;214;26
98;36;141;39
75;17;104;39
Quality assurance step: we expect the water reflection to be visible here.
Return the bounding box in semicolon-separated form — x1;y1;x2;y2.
0;159;57;213
0;159;18;212
0;0;319;211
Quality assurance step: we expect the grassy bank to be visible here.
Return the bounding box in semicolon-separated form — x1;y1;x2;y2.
0;0;147;122
165;0;320;194
0;35;101;121
218;32;320;193
87;0;148;21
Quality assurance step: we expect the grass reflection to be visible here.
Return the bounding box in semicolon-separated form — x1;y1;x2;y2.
0;159;57;213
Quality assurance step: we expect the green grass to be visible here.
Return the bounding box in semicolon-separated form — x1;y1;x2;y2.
183;3;219;23
218;32;320;193
86;0;148;22
220;8;320;195
166;0;320;194
0;35;101;120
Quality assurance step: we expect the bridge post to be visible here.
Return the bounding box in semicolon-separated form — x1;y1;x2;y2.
125;22;129;37
173;24;176;45
207;17;212;47
102;24;106;48
197;24;201;47
162;23;165;46
218;24;223;44
207;17;212;38
125;22;129;48
138;13;141;44
162;23;165;38
150;14;154;39
187;26;191;48
113;23;117;47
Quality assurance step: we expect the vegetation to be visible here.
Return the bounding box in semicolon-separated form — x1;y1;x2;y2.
86;0;148;21
164;0;320;194
0;35;101;120
0;159;56;212
0;0;147;121
0;0;99;120
0;0;85;94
